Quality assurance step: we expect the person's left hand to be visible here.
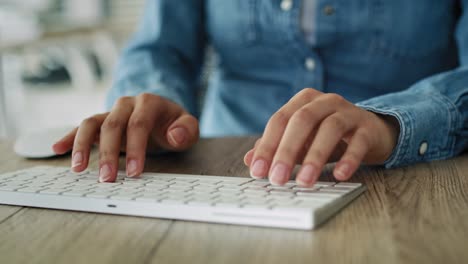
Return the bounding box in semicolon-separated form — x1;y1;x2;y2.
243;88;400;186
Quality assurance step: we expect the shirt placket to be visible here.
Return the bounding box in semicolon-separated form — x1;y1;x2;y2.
280;0;340;95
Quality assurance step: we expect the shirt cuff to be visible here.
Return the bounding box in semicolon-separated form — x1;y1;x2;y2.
356;87;459;168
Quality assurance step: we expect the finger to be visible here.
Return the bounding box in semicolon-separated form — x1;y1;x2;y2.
71;113;107;172
131;96;199;152
327;140;348;163
246;140;310;168
125;94;199;177
269;101;336;185
99;97;134;182
125;94;161;177
244;149;254;166
333;129;370;181
244;138;262;167
53;127;78;155
251;88;322;179
298;112;354;186
163;113;200;150
253;138;262;149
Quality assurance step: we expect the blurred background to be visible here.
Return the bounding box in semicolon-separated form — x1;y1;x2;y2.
0;0;146;139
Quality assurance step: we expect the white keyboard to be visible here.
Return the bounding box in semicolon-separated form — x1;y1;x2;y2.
0;166;365;230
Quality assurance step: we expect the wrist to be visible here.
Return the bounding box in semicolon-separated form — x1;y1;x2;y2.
377;114;400;163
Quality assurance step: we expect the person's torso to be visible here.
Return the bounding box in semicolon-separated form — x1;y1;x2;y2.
200;0;459;137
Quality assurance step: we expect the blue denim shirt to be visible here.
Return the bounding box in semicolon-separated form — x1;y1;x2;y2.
108;0;468;168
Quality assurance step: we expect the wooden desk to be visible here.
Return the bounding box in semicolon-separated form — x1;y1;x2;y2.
0;138;467;264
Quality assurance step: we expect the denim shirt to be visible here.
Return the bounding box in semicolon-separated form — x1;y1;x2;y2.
108;0;468;168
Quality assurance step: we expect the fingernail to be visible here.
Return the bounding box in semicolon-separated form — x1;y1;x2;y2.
71;152;83;168
168;127;186;146
99;164;112;183
127;159;138;177
296;164;317;186
270;162;290;186
250;159;267;179
335;163;350;180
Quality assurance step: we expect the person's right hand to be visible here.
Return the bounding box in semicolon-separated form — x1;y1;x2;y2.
52;93;200;182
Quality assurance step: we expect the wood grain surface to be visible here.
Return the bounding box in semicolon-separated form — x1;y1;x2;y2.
0;138;467;264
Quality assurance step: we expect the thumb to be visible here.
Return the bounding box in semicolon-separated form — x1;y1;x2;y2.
159;113;199;151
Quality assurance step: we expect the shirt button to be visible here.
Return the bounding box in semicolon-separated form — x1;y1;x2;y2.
323;5;335;16
280;0;293;11
419;141;428;156
305;58;316;71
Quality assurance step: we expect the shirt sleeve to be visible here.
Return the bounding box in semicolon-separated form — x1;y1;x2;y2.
106;0;206;116
356;2;468;168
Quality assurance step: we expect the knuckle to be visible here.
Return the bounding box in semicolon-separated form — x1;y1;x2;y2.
322;93;345;105
324;114;347;131
291;107;314;124
270;111;290;128
115;96;133;107
297;88;316;100
81;116;100;127
128;116;150;131
102;118;124;131
138;93;157;104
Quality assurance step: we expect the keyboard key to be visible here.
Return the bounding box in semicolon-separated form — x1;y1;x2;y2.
122;181;145;188
296;191;342;198
135;195;164;202
267;185;294;190
269;189;296;194
244;187;269;194
16;187;46;193
167;185;192;191
220;178;253;184
170;180;195;186
0;172;19;180
270;200;298;207
193;187;218;193
5;180;29;186
320;187;354;193
191;194;218;200
294;196;332;203
145;182;170;188
196;179;222;185
0;185;23;191
314;181;335;187
293;186;320;191
26;182;53;188
243;182;269;188
172;178;197;183
218;186;245;192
